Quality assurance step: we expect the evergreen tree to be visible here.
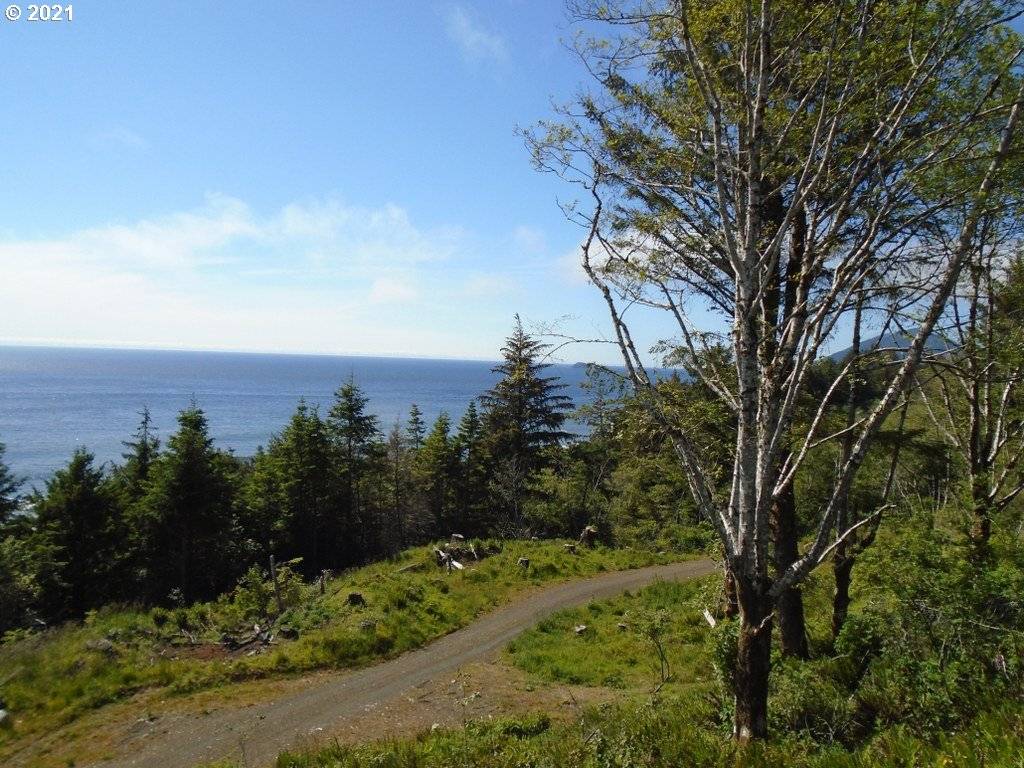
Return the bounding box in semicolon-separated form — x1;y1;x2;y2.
414;413;455;535
0;530;60;633
32;449;123;617
453;402;487;534
480;316;574;470
480;317;574;530
239;446;287;562
114;407;160;503
327;378;380;561
136;405;238;603
456;401;481;448
0;442;22;527
406;404;426;449
271;400;337;572
384;419;414;550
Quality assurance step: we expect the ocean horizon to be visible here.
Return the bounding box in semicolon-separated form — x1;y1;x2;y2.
0;344;609;489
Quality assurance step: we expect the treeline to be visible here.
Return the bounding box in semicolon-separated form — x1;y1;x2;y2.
1;311;999;649
0;319;560;628
0;318;701;633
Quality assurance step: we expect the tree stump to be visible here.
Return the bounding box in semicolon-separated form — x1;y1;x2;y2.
578;525;599;547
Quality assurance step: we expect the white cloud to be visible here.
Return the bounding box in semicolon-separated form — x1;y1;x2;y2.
0;196;484;357
0;197;622;360
444;6;507;63
0;194;458;277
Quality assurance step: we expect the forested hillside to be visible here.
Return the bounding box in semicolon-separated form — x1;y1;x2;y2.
5;0;1024;764
0;317;676;633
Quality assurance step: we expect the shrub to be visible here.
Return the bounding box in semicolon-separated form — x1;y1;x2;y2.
150;606;169;629
770;659;857;744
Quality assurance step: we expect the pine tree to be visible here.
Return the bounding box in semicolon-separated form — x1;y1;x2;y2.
33;449;123;617
0;442;22;527
406;404;426;449
453;402;487;535
327;378;380;561
115;407;160;503
480;315;574;470
0;531;60;633
384;419;414;549
414;413;455;535
480;317;574;531
239;446;286;562
272;400;337;571
137;405;237;603
457;401;481;449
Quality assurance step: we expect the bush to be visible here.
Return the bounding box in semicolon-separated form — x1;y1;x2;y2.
150;606;169;629
770;659;857;744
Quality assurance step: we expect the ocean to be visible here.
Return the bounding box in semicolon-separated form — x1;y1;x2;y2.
0;345;602;489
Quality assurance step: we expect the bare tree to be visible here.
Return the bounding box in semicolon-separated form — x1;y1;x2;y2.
528;0;1024;739
915;229;1024;558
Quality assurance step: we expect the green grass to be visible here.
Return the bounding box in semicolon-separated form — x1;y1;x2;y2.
260;699;1024;768
0;540;677;751
259;562;1024;768
505;576;718;692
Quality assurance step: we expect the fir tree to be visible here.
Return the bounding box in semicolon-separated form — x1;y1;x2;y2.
480;316;574;473
32;449;123;616
273;400;337;572
415;413;455;534
327;378;380;560
406;404;426;449
453;402;487;534
480;317;574;533
136;405;237;603
384;419;413;549
456;401;481;450
0;442;22;527
115;407;160;503
239;446;286;562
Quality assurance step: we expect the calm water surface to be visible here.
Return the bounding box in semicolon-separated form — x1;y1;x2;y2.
0;346;599;488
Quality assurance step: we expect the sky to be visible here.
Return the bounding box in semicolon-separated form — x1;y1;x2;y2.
0;1;649;364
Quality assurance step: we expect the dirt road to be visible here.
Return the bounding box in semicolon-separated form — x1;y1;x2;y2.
86;558;715;768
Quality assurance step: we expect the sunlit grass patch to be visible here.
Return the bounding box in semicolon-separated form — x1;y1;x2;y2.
506;576;719;692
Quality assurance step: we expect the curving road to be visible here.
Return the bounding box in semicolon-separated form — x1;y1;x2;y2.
89;558;715;768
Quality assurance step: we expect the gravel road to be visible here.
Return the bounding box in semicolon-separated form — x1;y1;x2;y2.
89;558;715;768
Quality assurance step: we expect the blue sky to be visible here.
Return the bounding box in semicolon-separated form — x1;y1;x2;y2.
0;1;648;363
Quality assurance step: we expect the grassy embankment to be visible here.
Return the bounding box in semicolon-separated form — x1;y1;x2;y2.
267;521;1024;767
0;539;678;751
